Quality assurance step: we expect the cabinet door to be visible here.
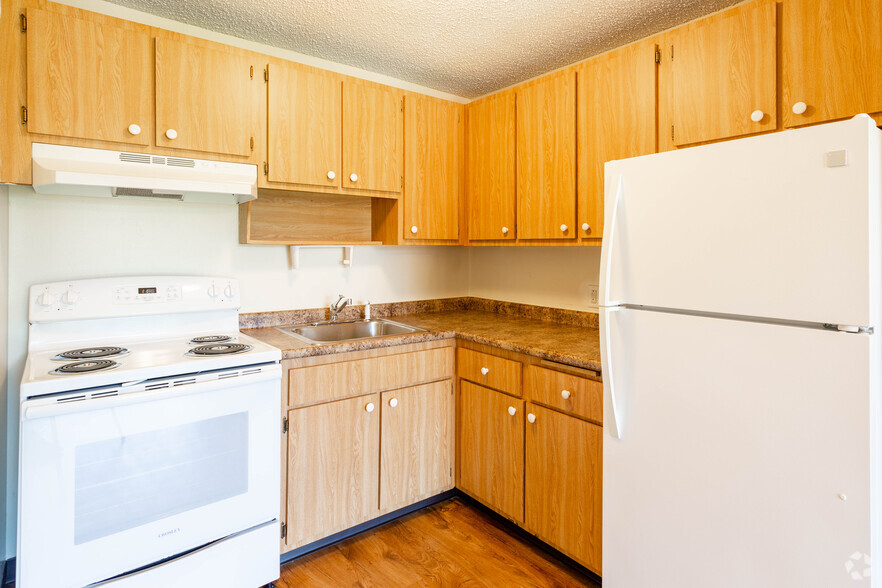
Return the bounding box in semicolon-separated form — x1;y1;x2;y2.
783;0;882;127
155;37;258;157
404;94;462;241
577;39;657;243
267;63;342;188
342;80;403;194
459;381;524;523
286;394;379;547
526;404;602;574
467;91;516;241
26;8;150;145
516;71;576;240
380;381;454;511
670;0;776;146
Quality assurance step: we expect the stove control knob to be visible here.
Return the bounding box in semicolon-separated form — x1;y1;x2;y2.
224;283;235;298
62;288;78;304
207;284;218;298
38;289;54;307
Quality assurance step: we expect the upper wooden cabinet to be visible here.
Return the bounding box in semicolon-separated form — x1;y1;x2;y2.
155;37;259;157
25;7;151;146
342;80;403;194
467;91;517;241
516;71;577;240
668;0;777;146
403;94;463;241
267;63;342;189
783;0;882;127
577;39;658;244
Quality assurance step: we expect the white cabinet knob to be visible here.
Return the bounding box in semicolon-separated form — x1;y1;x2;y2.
365;402;375;413
527;413;536;424
127;124;141;136
165;128;178;140
560;224;568;232
480;367;489;376
38;289;54;307
750;109;764;122
792;102;807;115
581;223;590;231
389;398;398;408
327;171;336;180
410;226;418;234
62;288;78;304
508;406;517;416
561;389;571;400
350;173;358;182
501;226;509;235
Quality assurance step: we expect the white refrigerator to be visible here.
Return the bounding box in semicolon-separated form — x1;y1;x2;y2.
599;115;882;587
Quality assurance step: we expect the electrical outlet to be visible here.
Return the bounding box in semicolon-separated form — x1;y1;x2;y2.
589;285;599;306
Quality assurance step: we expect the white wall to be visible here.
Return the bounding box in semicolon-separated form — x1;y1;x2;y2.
2;187;470;556
468;247;601;311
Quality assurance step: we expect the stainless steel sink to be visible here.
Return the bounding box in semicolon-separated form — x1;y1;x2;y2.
276;318;426;345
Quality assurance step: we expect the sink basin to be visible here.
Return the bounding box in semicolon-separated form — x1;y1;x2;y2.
277;319;426;345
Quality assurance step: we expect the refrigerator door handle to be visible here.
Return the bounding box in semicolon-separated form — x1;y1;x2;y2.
601;305;625;439
599;174;624;307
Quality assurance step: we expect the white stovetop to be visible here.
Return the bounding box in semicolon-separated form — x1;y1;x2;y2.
20;331;281;398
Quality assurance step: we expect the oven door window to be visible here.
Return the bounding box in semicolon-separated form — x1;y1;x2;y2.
74;412;249;545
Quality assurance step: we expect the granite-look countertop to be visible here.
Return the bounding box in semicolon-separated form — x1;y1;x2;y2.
243;306;601;372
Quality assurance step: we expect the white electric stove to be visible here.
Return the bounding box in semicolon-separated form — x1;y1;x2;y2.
18;276;282;588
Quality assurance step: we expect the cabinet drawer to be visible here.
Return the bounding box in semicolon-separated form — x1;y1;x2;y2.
457;348;522;395
288;347;453;407
525;366;601;423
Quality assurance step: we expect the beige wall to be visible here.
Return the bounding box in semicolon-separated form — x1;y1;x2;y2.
468;247;601;311
0;186;8;561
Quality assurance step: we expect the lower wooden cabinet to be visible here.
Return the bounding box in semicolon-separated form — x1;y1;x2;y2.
380;380;455;510
459;381;524;523
525;403;602;574
285;393;380;547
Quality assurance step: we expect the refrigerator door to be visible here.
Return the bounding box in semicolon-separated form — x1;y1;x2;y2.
602;308;879;587
600;116;881;328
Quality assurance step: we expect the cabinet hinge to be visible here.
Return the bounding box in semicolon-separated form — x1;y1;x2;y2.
20;14;27;32
400;175;404;189
250;65;254;80
264;68;269;82
21;106;28;125
282;415;288;434
670;45;674;61
654;48;661;64
671;125;674;141
280;522;287;540
263;161;269;176
401;97;404;113
250;136;254;151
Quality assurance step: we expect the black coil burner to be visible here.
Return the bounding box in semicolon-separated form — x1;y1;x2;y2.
188;343;252;357
50;360;119;375
54;346;129;361
189;335;232;344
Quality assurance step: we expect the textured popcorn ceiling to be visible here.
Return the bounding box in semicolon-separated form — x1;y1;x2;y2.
105;0;741;99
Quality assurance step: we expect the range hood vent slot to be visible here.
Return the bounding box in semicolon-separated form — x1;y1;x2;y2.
119;153;151;164
112;187;184;201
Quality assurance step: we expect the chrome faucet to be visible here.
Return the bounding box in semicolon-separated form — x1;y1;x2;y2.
329;294;352;322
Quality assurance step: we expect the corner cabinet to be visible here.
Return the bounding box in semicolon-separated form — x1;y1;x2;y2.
783;0;882;128
466;90;517;242
516;70;577;240
403;94;463;242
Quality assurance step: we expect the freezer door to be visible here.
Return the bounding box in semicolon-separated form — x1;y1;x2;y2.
600;116;881;328
602;308;879;588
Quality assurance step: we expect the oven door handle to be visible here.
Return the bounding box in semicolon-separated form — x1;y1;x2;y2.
23;365;281;420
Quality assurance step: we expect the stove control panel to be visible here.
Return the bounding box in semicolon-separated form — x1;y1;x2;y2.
29;276;241;323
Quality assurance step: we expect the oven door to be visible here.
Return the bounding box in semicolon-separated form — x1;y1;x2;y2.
17;364;281;588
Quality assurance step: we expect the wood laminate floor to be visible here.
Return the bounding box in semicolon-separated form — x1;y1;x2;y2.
277;498;600;587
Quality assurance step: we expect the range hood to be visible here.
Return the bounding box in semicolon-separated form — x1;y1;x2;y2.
31;143;257;204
